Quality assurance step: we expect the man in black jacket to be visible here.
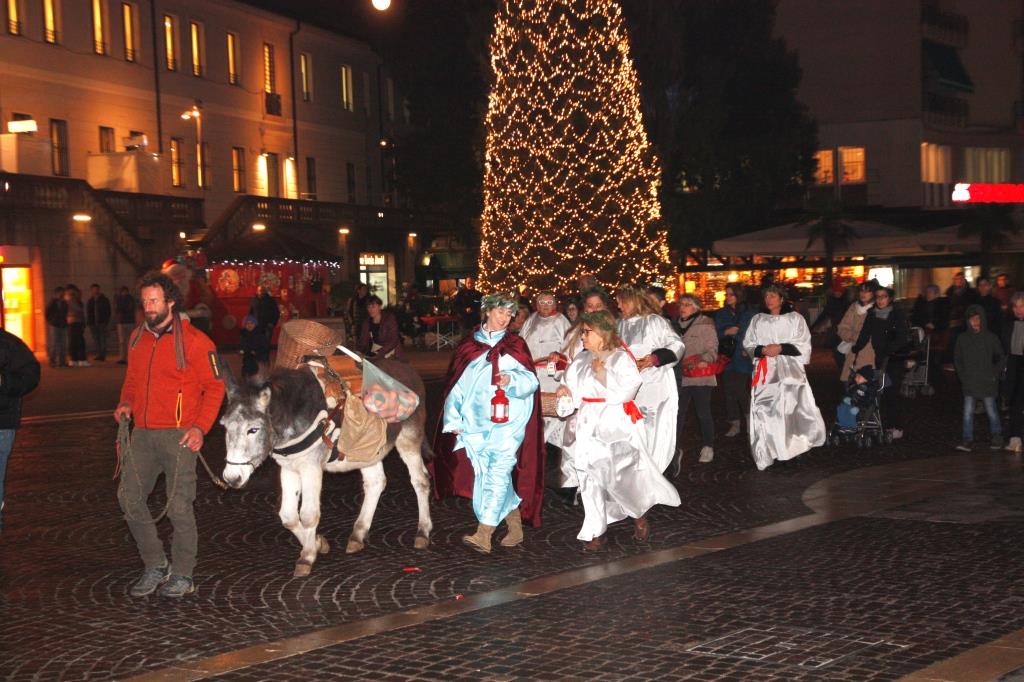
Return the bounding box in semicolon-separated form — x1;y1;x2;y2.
0;328;40;531
45;286;68;368
86;283;112;361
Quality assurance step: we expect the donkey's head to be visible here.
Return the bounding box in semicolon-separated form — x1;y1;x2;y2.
220;367;327;489
220;379;274;489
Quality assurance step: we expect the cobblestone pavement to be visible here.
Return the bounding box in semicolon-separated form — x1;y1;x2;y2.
0;353;1016;680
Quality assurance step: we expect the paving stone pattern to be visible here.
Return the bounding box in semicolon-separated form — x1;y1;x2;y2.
212;497;1024;681
0;358;1009;680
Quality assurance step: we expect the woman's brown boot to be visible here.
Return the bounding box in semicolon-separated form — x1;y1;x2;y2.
462;524;496;554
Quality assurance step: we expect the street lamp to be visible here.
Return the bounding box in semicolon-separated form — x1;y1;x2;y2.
181;100;204;189
371;0;391;10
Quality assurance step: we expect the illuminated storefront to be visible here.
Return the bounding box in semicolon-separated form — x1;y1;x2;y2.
359;252;395;306
0;246;43;352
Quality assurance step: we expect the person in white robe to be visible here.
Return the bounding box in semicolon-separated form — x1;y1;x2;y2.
616;286;685;473
519;291;572;445
744;286;826;470
557;288;613;489
556;310;680;551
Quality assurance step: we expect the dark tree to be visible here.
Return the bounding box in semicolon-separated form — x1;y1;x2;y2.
621;0;818;249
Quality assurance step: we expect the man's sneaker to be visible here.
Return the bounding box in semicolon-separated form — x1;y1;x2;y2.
158;574;195;598
991;435;1005;450
955;442;973;453
1005;436;1023;453
724;420;741;438
129;563;169;597
698;446;714;463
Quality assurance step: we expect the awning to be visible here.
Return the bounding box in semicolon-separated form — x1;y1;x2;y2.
712;220;928;258
712;220;1024;259
923;40;974;93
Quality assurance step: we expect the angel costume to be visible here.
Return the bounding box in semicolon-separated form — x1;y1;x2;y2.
520;311;572;444
618;314;685;472
743;310;826;470
561;347;681;541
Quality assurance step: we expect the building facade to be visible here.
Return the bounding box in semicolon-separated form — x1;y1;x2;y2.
0;0;441;349
775;0;1024;210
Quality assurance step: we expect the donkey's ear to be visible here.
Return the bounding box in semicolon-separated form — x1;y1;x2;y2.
256;385;272;412
220;355;239;400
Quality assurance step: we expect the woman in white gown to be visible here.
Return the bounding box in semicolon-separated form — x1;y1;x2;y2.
616;286;685;473
557;288;612;489
743;286;826;470
519;291;572;445
556;310;681;551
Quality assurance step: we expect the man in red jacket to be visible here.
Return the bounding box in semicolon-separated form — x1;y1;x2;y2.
113;272;225;598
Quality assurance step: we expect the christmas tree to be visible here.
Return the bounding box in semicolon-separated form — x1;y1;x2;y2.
477;0;670;293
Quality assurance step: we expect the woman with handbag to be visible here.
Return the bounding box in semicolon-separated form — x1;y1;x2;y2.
744;286;826;470
672;294;720;472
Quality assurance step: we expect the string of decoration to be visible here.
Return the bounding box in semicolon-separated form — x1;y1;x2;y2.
477;0;670;293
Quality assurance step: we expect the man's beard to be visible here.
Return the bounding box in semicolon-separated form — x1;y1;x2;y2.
146;309;172;328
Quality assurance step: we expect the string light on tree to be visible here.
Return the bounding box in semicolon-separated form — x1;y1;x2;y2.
477;0;669;293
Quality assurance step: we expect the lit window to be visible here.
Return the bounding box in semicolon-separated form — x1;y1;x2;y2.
99;126;114;153
813;149;834;185
91;0;106;54
121;3;136;62
189;20;203;77
231;147;245;193
169;137;183;186
920;142;952;183
284;157;298;198
839;146;865;184
7;0;21;35
340;64;353;111
42;0;58;44
300;53;312;101
50;119;68;176
263;43;275;93
965;147;1010;183
163;14;177;70
226;32;239;85
196;142;207;188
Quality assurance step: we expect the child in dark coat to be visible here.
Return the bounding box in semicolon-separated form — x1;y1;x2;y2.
239;315;269;377
836;366;877;430
954;304;1005;451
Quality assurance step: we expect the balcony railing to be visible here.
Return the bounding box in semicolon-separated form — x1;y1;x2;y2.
265;92;282;116
923;92;968;128
43;28;59;44
921;4;968;46
93;39;107;55
7;19;21;35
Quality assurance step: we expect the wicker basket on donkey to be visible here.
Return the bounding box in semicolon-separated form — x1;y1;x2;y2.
275;320;345;370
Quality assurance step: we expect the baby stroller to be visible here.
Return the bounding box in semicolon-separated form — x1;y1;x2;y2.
900;326;935;397
828;365;893;448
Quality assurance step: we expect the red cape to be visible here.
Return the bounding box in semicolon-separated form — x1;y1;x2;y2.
429;328;546;527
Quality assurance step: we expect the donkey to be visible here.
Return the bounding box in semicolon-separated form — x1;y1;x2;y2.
220;361;433;577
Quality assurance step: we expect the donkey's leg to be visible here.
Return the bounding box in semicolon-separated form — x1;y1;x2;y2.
278;468;308;574
292;462;325;576
346;462;386;554
397;431;433;550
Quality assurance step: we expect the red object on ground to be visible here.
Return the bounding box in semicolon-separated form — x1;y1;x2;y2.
402;567;422;573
